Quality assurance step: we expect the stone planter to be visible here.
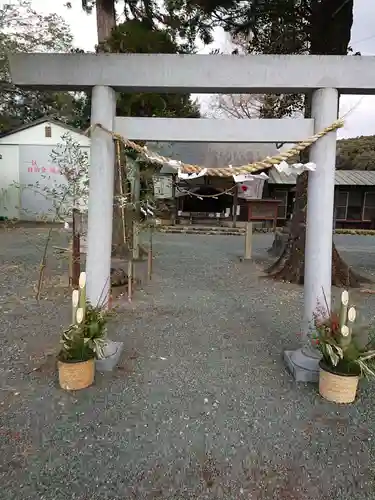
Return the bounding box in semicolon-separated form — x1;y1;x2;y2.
95;340;124;372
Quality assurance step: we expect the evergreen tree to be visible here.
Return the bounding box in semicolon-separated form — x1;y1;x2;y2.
0;0;87;132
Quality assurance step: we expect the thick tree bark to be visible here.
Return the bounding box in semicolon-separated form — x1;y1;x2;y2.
267;0;367;288
95;0;116;46
94;0;128;258
310;0;353;55
266;172;369;287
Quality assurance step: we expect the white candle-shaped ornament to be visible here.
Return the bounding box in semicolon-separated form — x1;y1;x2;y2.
79;271;86;287
340;324;351;348
341;325;350;337
72;289;79;325
339;290;349;329
347;306;356;336
78;271;86;316
76;307;84;324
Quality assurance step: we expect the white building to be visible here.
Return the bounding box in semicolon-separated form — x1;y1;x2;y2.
0;118;90;221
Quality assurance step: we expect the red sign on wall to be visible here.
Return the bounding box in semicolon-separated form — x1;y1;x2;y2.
27;160;60;174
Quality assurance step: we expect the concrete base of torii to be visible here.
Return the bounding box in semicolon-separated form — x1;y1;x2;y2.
284;348;320;382
283;87;339;382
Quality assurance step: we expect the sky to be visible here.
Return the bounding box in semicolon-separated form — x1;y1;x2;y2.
30;0;375;140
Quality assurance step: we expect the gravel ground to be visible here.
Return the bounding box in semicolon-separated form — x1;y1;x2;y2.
1;227;375;500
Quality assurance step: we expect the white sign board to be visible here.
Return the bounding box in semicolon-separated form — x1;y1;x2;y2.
153;175;173;199
237;178;265;200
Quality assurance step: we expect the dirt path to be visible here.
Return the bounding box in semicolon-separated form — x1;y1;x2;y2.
0;230;374;499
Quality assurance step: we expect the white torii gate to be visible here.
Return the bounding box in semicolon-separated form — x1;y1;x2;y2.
9;53;375;381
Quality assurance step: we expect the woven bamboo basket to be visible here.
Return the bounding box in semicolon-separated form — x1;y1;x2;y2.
319;362;359;404
58;358;95;391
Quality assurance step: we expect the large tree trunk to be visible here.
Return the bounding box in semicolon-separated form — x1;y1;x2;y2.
310;0;353;55
95;0;116;46
266;172;368;287
94;0;128;258
267;0;367;288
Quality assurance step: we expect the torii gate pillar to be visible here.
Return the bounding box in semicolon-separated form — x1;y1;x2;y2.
284;87;339;382
86;86;116;307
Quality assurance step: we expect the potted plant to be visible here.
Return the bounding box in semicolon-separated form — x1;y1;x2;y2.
57;272;108;390
313;290;375;404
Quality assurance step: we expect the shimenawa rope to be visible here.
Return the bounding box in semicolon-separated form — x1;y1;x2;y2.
85;119;344;178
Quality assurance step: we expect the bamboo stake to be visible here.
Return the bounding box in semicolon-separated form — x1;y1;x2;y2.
53;246;71;252
127;259;133;302
35;226;53;300
244;222;253;260
68;238;73;286
72;289;79;324
340;324;351;348
232;184;238;228
78;271;86;317
147;225;153;280
76;307;84;324
347;306;356;336
72;209;81;288
132;162;141;261
339;290;349;329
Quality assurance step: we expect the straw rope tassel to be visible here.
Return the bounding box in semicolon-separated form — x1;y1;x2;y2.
87;119;344;178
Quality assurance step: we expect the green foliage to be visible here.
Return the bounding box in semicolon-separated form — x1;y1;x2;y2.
59;324;94;362
78;0;215;51
188;0;352;56
120;0;215;50
312;291;375;378
76;0;352;126
204;0;308;119
101;18;177;53
0;0;88;133
13;132;89;223
191;0;352;119
59;305;109;362
286;135;375;170
49;132;89;216
336;136;375;170
59;273;109;362
103;20;200;119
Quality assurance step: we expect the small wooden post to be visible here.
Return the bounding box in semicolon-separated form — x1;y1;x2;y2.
132;162;141;260
273;204;278;233
244;221;253;260
127;259;133;302
147;225;153;280
68;238;73;286
132;220;139;260
72;208;81;288
72;289;79;324
232;184;238;228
